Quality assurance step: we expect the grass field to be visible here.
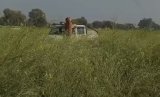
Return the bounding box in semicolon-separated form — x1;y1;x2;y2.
0;27;160;97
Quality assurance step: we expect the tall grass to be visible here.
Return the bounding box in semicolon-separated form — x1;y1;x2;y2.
0;28;160;97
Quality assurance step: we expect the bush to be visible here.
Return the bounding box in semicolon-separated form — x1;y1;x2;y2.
0;28;160;97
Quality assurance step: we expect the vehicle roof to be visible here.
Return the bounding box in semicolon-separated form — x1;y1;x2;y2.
53;25;64;28
51;24;85;28
75;25;86;27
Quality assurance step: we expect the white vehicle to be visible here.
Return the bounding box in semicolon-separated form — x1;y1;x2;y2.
49;24;87;36
49;17;98;39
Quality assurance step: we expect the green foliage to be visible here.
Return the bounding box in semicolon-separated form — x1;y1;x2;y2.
92;21;135;30
0;28;160;97
115;23;135;30
138;18;160;30
28;9;47;27
0;17;4;25
92;21;104;28
1;8;26;26
102;21;115;29
0;8;47;27
72;17;88;25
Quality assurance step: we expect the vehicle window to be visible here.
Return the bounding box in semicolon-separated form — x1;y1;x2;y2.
54;27;65;34
77;27;85;34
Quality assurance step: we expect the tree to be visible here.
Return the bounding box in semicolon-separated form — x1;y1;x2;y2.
0;17;5;25
28;9;47;27
138;18;152;29
116;23;127;29
138;18;160;30
115;23;135;30
72;17;88;25
3;8;26;26
91;20;116;29
92;21;103;28
102;21;115;29
152;22;160;30
125;23;135;29
92;20;135;30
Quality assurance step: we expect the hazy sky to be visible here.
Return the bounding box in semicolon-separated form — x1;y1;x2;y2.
0;0;160;24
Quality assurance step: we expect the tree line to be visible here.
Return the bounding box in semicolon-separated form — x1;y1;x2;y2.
0;8;160;30
73;17;160;30
0;8;47;27
91;18;160;30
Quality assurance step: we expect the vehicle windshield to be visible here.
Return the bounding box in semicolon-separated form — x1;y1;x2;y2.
49;26;65;35
77;27;85;34
55;27;65;34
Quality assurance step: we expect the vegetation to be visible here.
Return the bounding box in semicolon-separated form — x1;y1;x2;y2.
0;8;26;26
92;21;135;30
72;17;88;25
28;9;47;27
0;8;47;27
138;18;160;30
0;28;160;97
0;8;160;30
92;19;160;30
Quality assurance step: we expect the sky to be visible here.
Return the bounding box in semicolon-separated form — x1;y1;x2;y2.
0;0;160;24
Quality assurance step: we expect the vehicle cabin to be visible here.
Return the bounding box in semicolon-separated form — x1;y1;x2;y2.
49;24;87;36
